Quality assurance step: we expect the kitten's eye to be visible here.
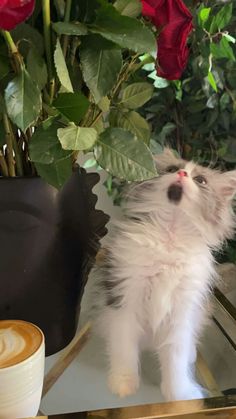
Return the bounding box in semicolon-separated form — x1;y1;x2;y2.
166;165;179;173
193;175;207;185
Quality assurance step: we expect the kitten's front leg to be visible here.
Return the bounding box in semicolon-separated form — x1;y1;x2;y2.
105;309;141;398
158;306;205;401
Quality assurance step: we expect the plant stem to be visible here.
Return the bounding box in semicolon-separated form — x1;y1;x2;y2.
42;0;55;102
3;114;15;176
64;0;72;22
70;37;80;65
0;150;9;176
131;55;155;73
2;30;18;54
62;0;72;57
90;111;103;127
112;53;139;99
11;129;23;176
2;30;22;73
42;102;59;116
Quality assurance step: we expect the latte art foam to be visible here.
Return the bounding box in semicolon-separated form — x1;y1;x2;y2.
0;328;26;367
0;320;42;368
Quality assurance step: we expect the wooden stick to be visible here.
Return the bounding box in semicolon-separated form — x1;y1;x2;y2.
196;351;222;397
42;322;91;398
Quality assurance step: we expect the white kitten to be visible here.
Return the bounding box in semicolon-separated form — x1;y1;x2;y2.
92;149;236;401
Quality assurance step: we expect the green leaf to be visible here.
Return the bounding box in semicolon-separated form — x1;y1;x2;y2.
198;7;211;26
154;78;169;89
76;0;100;23
54;0;65;18
98;96;110;112
52;22;88;36
5;67;42;132
223;33;236;44
157;122;176;143
150;139;163;155
114;0;142;18
0;59;10;81
57;124;97;151
214;3;232;31
207;71;218;92
210;37;235;61
206;94;218;109
148;71;169;88
139;53;155;71
27;47;48;90
82;158;97;169
29;123;72;164
221;138;236;163
91;3;156;53
80;34;122;103
12;23;44;56
35;158;72;189
53;92;89;124
94;127;157;181
42;115;58;130
93;117;104;134
220;92;230;110
54;38;73;92
120;82;154;109
110;110;151;144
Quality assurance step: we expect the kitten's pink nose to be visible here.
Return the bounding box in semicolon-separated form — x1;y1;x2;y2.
178;170;187;177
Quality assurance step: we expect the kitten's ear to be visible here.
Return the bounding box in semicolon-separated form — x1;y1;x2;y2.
154;147;180;172
220;170;236;199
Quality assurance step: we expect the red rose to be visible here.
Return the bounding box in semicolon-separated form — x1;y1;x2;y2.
0;0;35;31
142;0;193;80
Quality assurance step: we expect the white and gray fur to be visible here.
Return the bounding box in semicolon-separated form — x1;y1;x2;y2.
91;148;236;401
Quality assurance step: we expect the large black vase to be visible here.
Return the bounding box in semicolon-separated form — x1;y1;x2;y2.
0;169;109;355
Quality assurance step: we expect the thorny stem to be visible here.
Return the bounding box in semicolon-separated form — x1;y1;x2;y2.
12;133;23;176
3;113;15;177
111;53;140;99
83;53;140;129
43;88;51;105
89;111;103;127
81;93;93;127
173;106;182;156
42;102;59;116
0;89;23;176
2;30;23;73
70;37;80;66
64;0;72;22
62;0;72;57
0;151;9;176
42;0;55;102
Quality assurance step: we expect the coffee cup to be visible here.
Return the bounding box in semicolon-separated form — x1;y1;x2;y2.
0;320;45;419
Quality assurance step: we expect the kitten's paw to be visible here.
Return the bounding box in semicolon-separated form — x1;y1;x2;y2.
108;372;139;397
183;384;205;400
161;381;205;401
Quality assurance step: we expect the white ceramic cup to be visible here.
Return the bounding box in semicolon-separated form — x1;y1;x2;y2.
0;320;45;419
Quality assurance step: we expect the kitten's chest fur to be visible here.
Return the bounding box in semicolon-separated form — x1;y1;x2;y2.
109;217;215;333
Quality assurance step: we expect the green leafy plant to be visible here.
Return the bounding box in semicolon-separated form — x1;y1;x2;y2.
107;1;236;195
0;0;158;188
105;1;236;259
144;1;236;165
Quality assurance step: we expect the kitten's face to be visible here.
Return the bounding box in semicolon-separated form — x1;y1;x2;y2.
129;149;236;248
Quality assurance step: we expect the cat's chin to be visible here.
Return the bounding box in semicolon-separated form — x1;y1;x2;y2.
167;182;183;203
